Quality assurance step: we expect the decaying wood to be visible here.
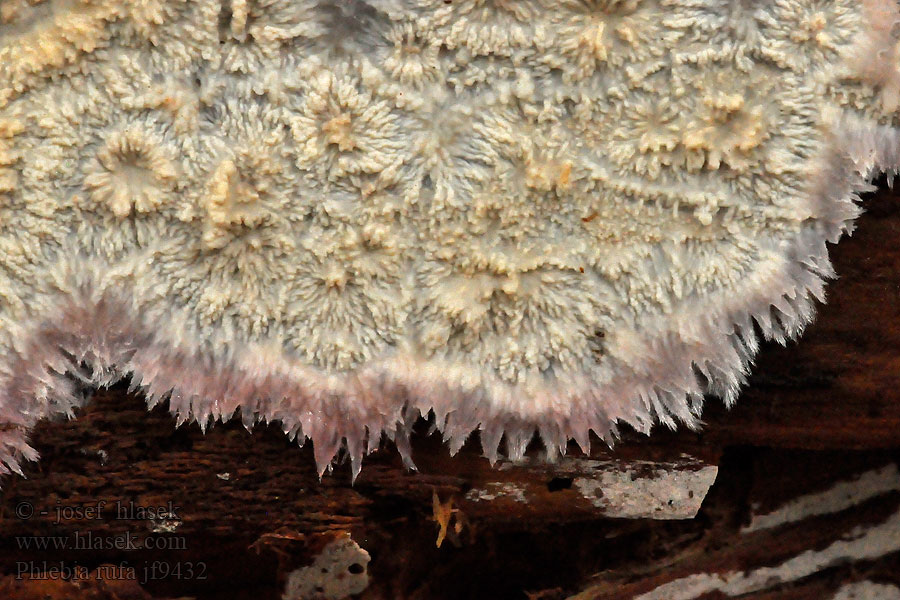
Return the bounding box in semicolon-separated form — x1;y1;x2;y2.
1;187;900;599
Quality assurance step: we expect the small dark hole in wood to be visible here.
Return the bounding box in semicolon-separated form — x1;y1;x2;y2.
348;563;365;575
547;477;573;492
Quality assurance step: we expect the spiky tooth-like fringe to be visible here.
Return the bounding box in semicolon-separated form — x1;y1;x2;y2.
0;113;895;485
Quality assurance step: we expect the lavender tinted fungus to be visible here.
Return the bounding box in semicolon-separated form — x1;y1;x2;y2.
1;0;900;482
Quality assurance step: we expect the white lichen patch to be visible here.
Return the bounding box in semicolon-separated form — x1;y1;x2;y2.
465;482;529;504
572;461;718;520
1;0;900;480
283;534;370;600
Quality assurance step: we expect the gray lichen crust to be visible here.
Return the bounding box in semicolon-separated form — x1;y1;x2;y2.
2;0;900;480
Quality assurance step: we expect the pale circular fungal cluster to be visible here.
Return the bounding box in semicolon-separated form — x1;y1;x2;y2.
1;0;899;478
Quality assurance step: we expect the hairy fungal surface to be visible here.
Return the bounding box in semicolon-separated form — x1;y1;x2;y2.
2;0;900;481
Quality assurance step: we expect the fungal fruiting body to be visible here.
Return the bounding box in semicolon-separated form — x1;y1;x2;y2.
1;0;900;481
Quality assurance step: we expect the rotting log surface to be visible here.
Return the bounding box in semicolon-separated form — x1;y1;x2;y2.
1;187;900;599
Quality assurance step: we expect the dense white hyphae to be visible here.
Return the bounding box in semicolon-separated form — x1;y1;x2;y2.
1;0;900;480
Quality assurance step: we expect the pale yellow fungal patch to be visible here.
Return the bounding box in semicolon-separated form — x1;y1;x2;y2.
383;23;443;89
758;0;865;72
0;117;23;199
418;0;549;58
0;0;117;105
129;77;200;134
550;0;673;79
682;77;773;171
118;0;184;44
289;67;408;183
83;126;178;218
202;158;267;248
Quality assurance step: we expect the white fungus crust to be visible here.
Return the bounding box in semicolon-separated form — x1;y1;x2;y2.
1;0;900;480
